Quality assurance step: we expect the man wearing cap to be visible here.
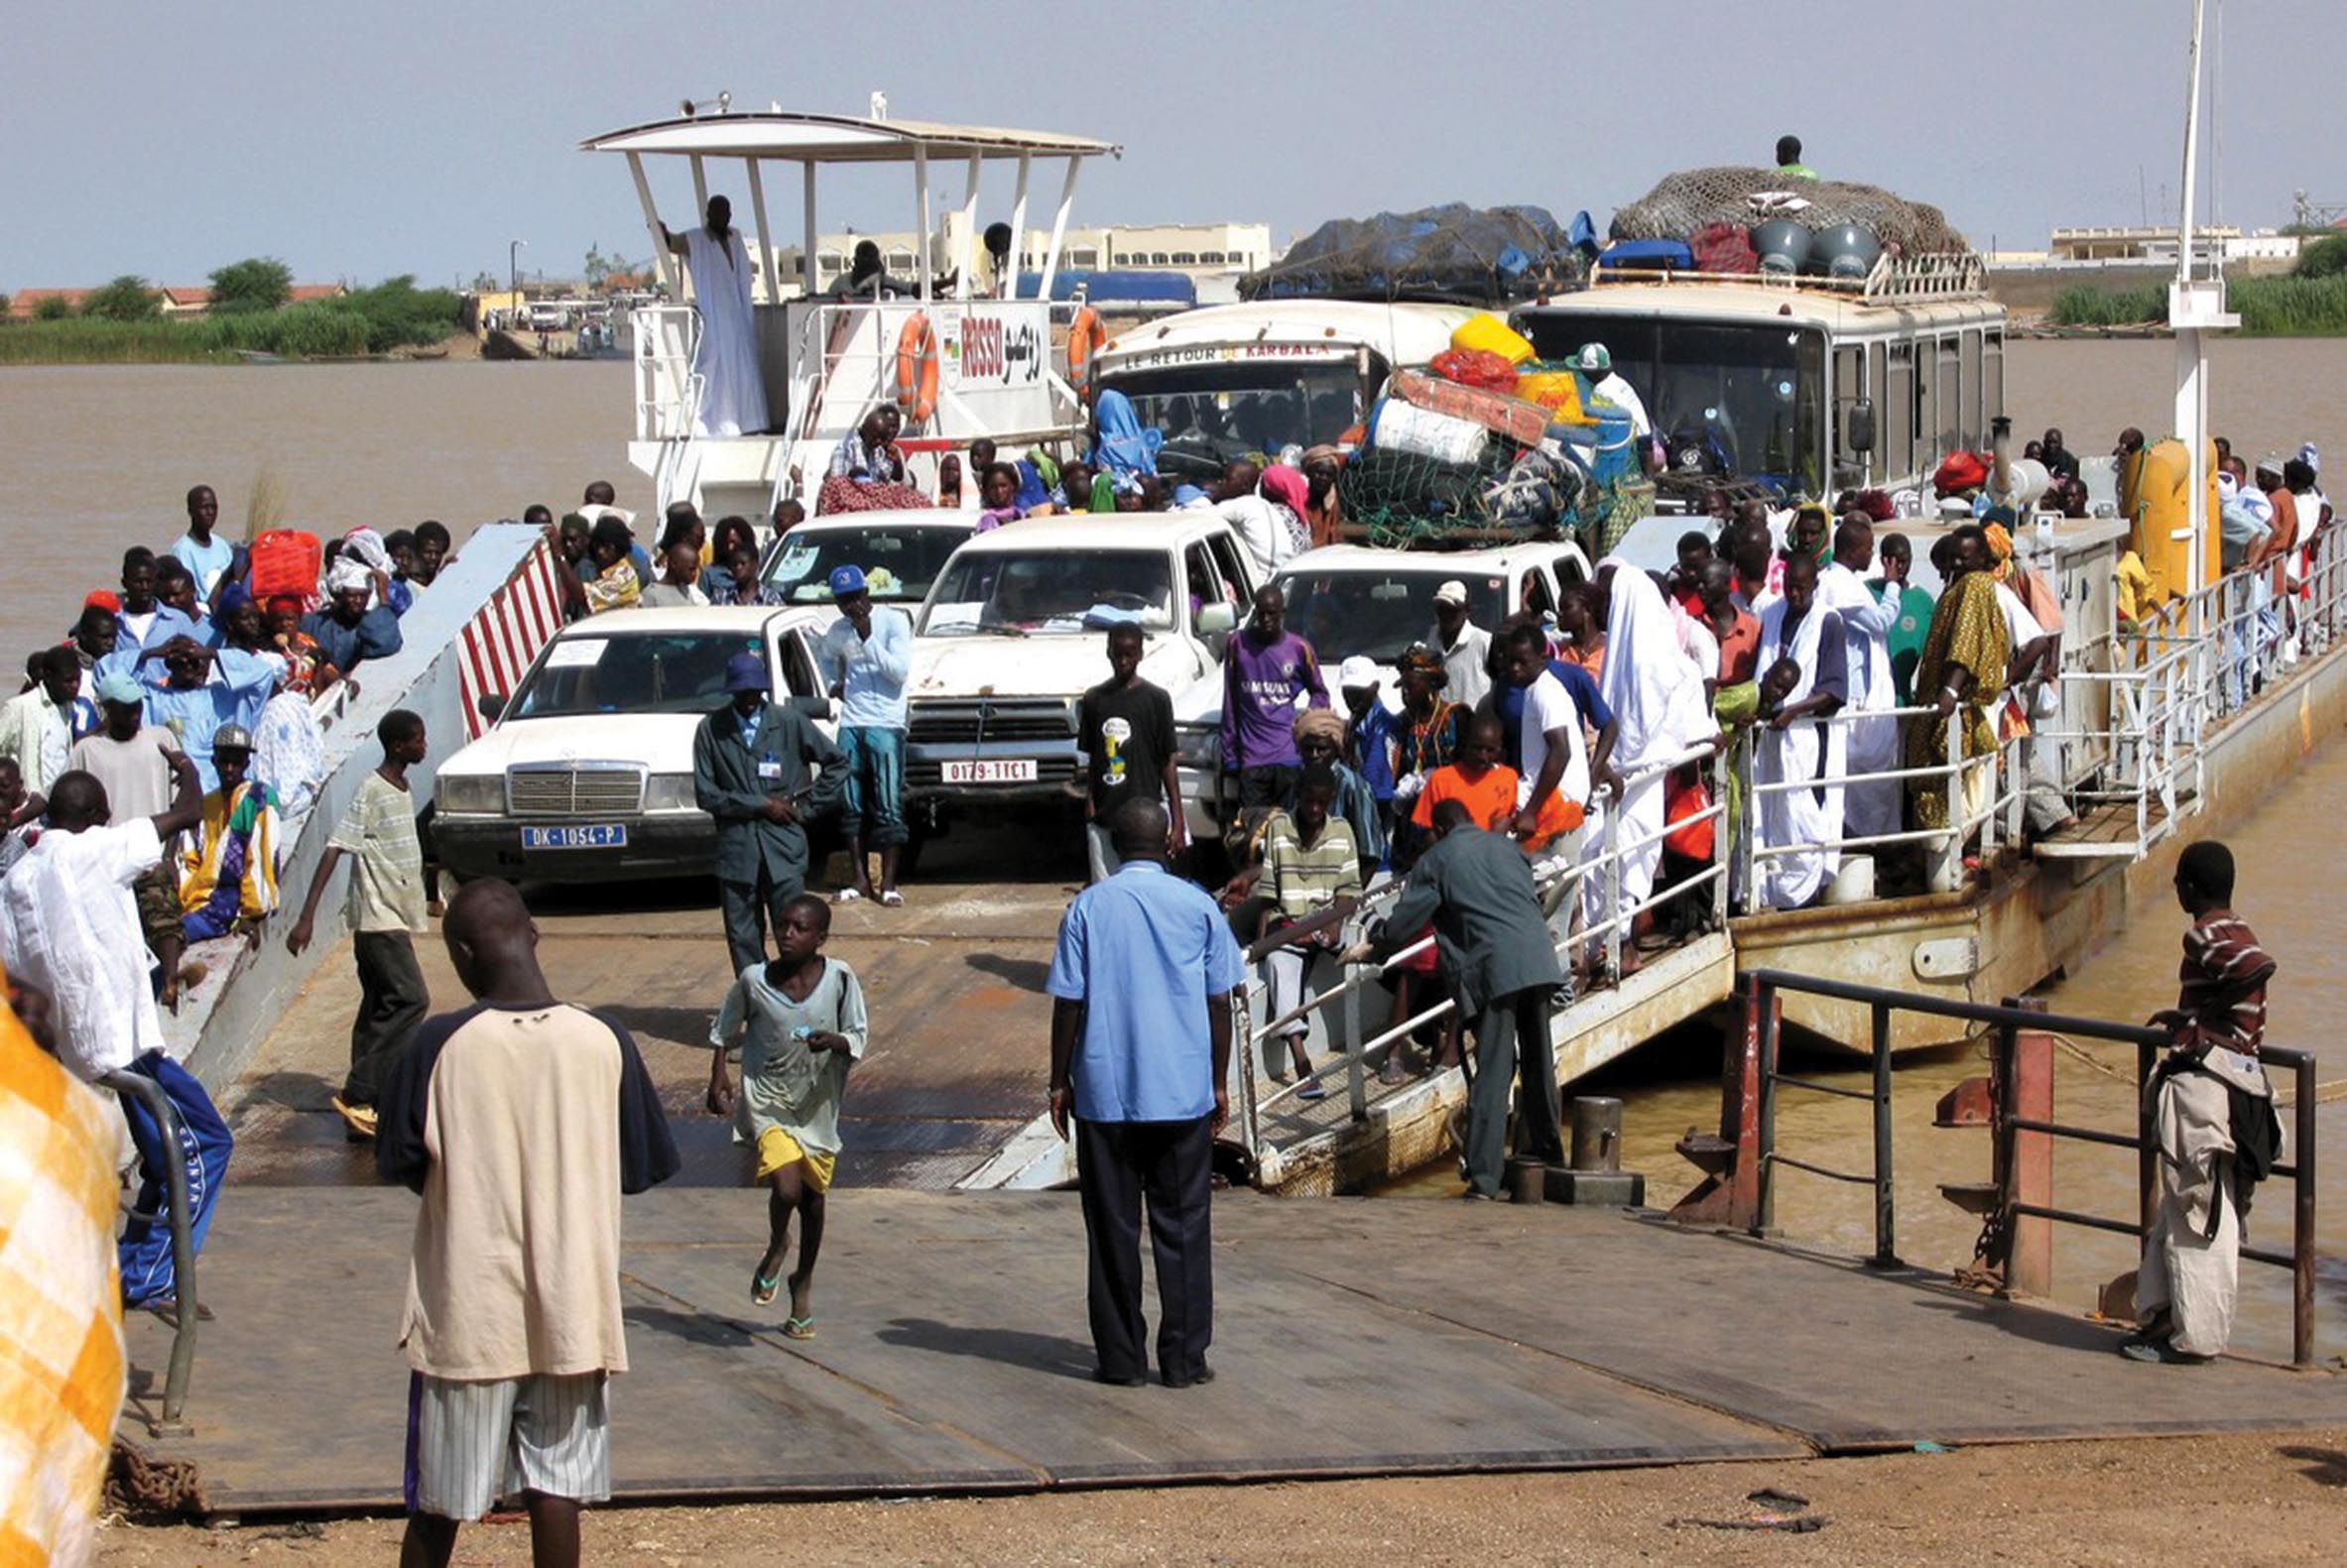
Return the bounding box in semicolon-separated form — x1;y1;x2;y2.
1572;343;1652;442
1424;580;1493;712
1336;655;1400;848
67;674;190;1005
693;652;847;977
814;564;915;907
178;724;282;943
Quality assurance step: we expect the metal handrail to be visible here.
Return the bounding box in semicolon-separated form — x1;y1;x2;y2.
1739;967;2320;1367
96;1068;197;1434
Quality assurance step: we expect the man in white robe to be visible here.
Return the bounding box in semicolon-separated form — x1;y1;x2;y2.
1816;516;1903;841
663;196;771;438
1752;553;1848;910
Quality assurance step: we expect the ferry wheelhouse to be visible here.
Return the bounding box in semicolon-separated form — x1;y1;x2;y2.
582;108;1119;521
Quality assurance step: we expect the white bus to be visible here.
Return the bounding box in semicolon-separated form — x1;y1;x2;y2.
1512;254;2005;509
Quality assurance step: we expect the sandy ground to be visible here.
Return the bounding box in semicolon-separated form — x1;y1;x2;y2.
95;1428;2347;1566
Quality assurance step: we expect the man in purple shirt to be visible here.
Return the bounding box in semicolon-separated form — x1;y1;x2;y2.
1219;585;1328;817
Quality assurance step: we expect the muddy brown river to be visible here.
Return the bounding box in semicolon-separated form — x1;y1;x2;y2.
3;340;2338;1357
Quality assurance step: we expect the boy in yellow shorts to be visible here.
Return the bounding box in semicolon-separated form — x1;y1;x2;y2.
707;893;866;1336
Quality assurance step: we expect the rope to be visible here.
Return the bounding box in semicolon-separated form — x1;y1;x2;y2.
1997;1026;2347;1108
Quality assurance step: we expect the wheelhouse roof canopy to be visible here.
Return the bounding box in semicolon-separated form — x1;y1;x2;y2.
581;112;1120;165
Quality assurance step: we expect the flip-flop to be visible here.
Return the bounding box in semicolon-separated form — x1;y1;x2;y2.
832;888;864;905
752;1267;782;1305
783;1315;815;1340
878;890;905;907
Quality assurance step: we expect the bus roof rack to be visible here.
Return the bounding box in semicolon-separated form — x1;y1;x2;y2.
1587;250;1987;303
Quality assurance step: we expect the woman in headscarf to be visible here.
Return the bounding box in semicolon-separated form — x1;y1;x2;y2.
1581;559;1713;966
1904;524;2011;834
1292;706;1386;876
1260;466;1314;560
1300;445;1346;546
1751;552;1848;909
1089;389;1162;484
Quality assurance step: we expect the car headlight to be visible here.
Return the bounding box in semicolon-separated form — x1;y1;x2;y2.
644;773;699;811
1174;725;1219;770
437;774;502;813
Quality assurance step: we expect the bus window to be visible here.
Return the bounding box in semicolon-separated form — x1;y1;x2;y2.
1832;343;1864;489
1887;342;1915;482
1960;329;1983;449
1936;336;1961;455
1983;328;2005;432
1867;341;1889;486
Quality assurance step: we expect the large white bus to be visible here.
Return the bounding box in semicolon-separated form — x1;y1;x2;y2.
1512;254;2005;509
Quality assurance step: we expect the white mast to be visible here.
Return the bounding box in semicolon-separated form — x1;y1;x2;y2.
2169;0;2236;613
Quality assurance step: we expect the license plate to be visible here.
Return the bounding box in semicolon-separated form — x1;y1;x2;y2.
521;824;630;850
942;758;1038;784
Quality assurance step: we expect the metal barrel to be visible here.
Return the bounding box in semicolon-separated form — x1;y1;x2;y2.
1570;1096;1623;1173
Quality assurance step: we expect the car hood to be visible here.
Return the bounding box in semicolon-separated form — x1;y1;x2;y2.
909;635;1210;702
440;711;712;777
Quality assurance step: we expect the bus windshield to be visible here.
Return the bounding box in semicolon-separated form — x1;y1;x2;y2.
1097;359;1368;484
1522;315;1825;495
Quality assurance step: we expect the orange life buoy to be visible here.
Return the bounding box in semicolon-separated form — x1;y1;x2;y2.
894;313;940;426
1065;306;1109;399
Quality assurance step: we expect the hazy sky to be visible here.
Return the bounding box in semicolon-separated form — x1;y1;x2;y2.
8;0;2341;292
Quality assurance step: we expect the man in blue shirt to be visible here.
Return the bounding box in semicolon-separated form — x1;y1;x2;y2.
1046;800;1243;1388
301;575;405;678
814;564;914;906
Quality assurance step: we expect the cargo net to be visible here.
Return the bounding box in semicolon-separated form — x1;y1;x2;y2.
1609;167;1968;256
1337;443;1583;549
1243;203;1587;305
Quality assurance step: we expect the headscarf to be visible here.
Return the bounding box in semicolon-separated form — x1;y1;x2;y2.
1981;519;2016;581
1594;557;1711;767
1260;465;1310;521
215;580;254;618
339;527;395;578
1089;389;1163;480
1792;503;1834;566
1293;706;1348;750
2300;441;2321;475
324;554;374;597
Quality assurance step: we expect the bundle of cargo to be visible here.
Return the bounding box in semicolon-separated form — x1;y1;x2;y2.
1337;314;1587;548
1609;166;1968;261
1244;203;1587;304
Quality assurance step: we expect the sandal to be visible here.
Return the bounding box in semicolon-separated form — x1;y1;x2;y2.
878;890;905;907
832;888;864;905
1296;1078;1328;1101
783;1315;815;1340
752;1267;783;1306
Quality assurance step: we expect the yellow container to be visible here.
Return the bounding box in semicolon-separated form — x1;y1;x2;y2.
1513;370;1584;423
2118;437;2222;607
1449;312;1537;366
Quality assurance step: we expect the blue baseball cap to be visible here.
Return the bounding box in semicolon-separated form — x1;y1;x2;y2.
723;653;770;694
827;563;868;598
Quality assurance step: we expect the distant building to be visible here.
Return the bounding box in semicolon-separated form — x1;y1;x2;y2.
5;281;347;320
2048;225;2301;266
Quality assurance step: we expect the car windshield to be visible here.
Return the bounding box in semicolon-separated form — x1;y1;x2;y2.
1520;315;1825;494
765;523;971;605
509;631;764;717
920;548;1177;636
1101;360;1367;485
1275;569;1509;664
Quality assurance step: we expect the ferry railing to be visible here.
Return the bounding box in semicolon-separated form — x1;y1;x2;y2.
2032;637;2199;852
1235;743;1728;1157
630;304;703;443
1736;968;2321;1368
97;1068;197;1435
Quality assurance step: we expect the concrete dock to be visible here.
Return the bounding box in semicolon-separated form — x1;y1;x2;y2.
122;1187;2341;1513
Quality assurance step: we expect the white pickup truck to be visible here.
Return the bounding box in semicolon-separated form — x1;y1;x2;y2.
1271;540;1594;698
903;513;1260;846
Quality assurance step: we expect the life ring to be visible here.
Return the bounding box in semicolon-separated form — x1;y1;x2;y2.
894;313;940;426
1065;306;1109;400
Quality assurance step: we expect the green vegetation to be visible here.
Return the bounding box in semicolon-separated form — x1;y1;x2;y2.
84;275;162;321
0;274;463;364
2292;234;2347;280
2047;268;2347;336
208;256;293;313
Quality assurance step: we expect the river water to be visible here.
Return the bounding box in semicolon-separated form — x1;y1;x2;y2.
3;341;2340;1355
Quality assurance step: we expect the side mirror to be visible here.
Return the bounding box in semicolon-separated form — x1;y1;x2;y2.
1197;602;1237;636
476;692;507;723
1846;399;1876;455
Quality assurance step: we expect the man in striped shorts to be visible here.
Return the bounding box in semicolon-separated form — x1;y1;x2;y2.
377;879;678;1566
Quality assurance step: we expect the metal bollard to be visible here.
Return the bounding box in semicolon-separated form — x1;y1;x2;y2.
1570;1097;1623;1173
